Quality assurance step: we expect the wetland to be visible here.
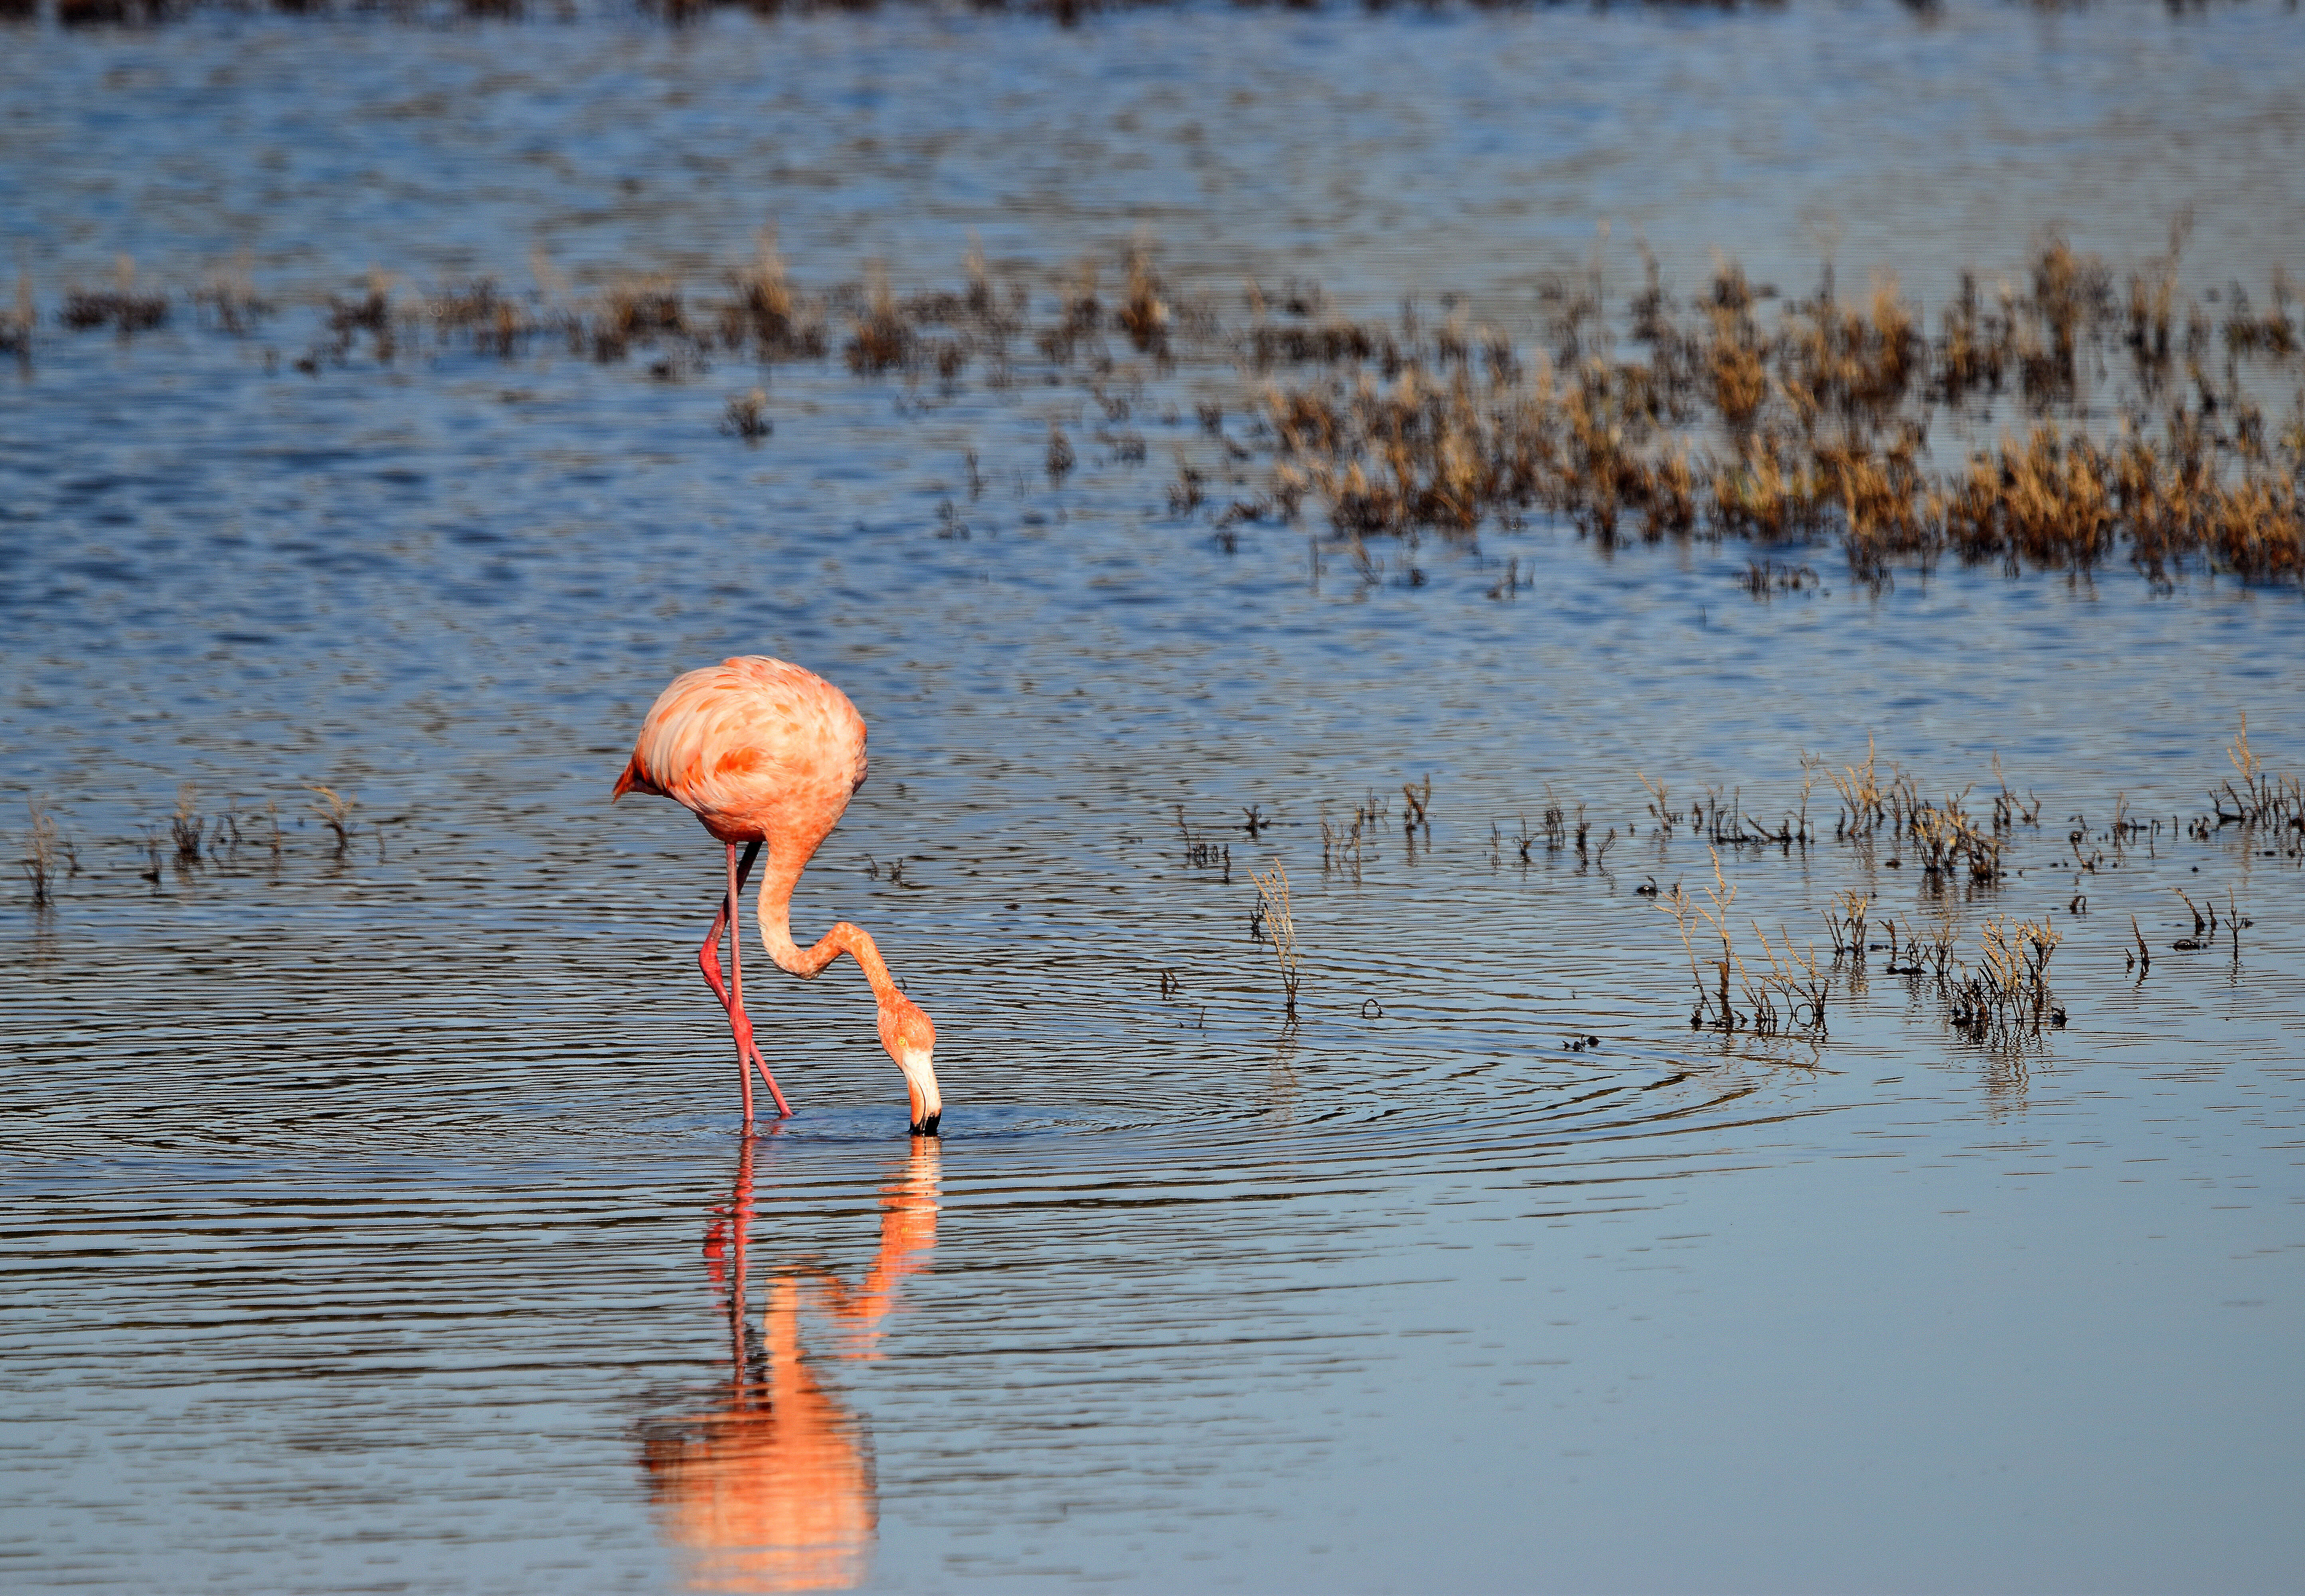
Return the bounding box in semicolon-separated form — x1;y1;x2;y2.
4;3;2304;1591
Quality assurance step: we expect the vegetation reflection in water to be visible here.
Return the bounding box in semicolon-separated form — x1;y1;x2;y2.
641;1136;941;1594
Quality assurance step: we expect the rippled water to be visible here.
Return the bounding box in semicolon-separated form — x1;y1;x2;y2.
6;4;2305;1592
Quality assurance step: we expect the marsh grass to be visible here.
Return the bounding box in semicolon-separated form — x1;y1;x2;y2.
1117;244;1171;360
1824;887;1871;958
720;232;829;361
20;801;61;907
170;782;204;864
1907;794;2003;883
1948;914;2064;1040
69;231;2303;580
1248;859;1300;1023
2213;712;2304;829
720;387;772;440
1244;239;2303;582
61;257;168;336
307;785;356;859
1661;848;1829;1036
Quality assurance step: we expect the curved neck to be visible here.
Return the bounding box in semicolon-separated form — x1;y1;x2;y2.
754;848;899;1000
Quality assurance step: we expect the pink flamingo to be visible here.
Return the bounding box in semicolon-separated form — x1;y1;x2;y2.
612;656;941;1135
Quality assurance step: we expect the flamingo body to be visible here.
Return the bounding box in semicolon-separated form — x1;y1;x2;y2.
615;656;940;1134
613;656;868;847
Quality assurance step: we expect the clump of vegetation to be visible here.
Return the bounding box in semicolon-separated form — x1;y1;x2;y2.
47;227;2302;580
426;279;537;357
170;782;205;864
2212;713;2303;830
61;257;169;335
1907;796;2004;883
1244;237;2303;584
719;229;828;361
1319;791;1386;878
1116;244;1170;359
1947;915;2064;1041
591;276;686;364
721;387;772;440
844;262;913;374
1660;849;1829;1037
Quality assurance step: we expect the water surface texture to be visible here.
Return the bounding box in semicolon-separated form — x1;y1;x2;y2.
5;6;2305;1593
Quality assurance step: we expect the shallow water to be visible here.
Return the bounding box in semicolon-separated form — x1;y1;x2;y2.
5;5;2305;1593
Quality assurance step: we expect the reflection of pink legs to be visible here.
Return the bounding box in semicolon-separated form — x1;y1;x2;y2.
697;840;791;1122
710;1132;758;1383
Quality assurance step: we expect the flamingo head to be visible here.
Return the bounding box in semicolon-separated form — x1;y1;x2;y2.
877;990;941;1137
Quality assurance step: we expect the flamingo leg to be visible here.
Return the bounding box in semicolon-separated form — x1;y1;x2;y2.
699;841;792;1121
696;841;757;1015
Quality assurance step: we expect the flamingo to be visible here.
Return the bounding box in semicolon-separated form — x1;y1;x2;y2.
646;1136;941;1592
612;656;940;1135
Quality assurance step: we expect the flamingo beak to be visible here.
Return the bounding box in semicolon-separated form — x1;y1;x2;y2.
899;1047;942;1138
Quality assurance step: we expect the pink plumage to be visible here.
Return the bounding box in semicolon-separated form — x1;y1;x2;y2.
614;656;867;845
614;656;941;1136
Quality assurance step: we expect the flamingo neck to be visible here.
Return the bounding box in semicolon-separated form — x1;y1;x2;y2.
753;850;900;1000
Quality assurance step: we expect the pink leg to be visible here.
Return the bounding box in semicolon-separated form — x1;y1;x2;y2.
696;841;754;1014
699;841;792;1121
724;844;794;1120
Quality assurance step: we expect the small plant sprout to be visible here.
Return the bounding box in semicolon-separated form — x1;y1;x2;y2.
1249;859;1301;1025
308;785;357;859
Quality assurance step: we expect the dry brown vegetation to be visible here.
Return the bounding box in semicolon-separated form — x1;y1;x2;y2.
1246;237;2305;584
35;229;2301;581
1659;849;1831;1037
60;255;170;334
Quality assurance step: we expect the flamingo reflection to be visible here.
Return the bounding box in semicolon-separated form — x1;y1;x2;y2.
641;1136;941;1593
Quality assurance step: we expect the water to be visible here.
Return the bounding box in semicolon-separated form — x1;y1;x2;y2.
5;4;2305;1592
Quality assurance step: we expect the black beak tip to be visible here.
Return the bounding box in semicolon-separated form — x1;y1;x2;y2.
909;1113;941;1138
